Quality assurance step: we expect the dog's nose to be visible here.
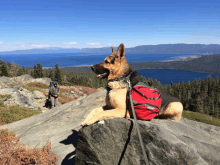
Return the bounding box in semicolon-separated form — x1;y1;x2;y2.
91;66;94;71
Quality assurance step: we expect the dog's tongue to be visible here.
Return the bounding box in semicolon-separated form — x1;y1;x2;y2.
97;72;107;78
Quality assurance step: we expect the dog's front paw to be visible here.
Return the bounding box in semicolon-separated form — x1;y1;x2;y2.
81;120;88;127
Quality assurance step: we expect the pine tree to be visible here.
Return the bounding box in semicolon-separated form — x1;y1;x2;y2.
36;62;43;78
30;70;34;77
54;63;62;84
33;65;37;78
17;68;23;76
45;69;49;77
0;61;9;76
48;70;54;81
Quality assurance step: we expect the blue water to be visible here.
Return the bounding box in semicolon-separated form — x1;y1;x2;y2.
136;69;219;85
0;52;216;85
0;53;201;67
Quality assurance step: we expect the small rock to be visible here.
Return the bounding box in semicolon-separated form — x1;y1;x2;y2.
33;91;46;99
97;87;105;91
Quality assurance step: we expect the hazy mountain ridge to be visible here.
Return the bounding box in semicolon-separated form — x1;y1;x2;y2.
1;44;220;54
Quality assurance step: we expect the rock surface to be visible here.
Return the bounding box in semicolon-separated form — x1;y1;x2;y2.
0;74;51;86
1;86;220;165
0;75;88;111
76;118;220;165
33;90;46;99
0;89;106;165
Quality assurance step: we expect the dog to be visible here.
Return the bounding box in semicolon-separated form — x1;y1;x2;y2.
81;43;183;126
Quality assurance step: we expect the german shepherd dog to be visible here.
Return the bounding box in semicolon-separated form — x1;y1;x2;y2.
81;43;183;126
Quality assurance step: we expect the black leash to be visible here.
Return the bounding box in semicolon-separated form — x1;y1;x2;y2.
126;79;149;165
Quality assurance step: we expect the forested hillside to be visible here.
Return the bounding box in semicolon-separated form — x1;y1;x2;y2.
1;59;220;120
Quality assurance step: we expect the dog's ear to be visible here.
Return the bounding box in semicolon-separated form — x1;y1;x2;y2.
111;46;116;54
116;43;125;59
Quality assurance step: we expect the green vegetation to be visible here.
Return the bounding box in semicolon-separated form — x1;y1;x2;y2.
0;100;41;124
0;94;12;99
0;61;9;76
22;82;49;92
30;62;44;78
22;85;42;92
183;110;220;127
0;59;220;127
54;63;62;84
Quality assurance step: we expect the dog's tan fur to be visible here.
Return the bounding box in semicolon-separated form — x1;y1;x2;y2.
81;43;183;126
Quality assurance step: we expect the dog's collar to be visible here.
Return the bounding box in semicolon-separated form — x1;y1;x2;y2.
108;72;132;82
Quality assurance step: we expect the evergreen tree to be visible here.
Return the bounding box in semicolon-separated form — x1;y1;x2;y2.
54;63;62;84
36;62;43;78
17;68;23;76
7;62;11;70
22;66;28;74
48;70;54;81
45;69;49;77
33;65;37;78
30;70;34;77
0;61;9;76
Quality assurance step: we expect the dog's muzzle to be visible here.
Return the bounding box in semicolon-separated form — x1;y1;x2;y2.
91;64;109;79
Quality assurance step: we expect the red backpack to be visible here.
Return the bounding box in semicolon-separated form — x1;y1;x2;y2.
126;82;162;120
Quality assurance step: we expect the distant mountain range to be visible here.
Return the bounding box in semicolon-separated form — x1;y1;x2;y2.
1;44;220;55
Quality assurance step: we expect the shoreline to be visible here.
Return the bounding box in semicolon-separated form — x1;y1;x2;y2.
42;65;93;69
42;55;201;69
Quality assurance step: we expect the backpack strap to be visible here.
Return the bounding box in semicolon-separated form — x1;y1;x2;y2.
134;103;160;110
132;87;161;100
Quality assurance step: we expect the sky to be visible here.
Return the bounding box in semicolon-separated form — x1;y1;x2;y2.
0;0;220;51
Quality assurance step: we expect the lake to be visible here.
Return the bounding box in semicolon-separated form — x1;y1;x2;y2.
0;52;217;85
136;69;218;85
0;53;201;67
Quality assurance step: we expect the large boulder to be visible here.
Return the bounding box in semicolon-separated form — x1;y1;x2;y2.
76;118;220;165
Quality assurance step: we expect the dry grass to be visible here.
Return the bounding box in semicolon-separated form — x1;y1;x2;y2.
75;85;98;95
58;96;79;104
0;129;59;165
0;94;12;99
26;82;49;89
60;85;98;95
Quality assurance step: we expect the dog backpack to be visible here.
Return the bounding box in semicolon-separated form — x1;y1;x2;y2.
126;82;162;120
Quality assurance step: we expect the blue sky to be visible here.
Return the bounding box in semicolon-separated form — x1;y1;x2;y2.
0;0;220;51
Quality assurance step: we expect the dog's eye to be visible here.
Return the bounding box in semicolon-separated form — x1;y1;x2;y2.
105;60;109;64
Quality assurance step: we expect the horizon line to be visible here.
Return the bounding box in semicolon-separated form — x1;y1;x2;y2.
1;43;220;53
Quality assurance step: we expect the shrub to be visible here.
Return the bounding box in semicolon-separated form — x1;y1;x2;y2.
58;96;78;104
0;100;5;107
0;94;12;99
26;82;49;89
0;105;41;124
22;85;41;92
0;129;59;164
8;83;16;86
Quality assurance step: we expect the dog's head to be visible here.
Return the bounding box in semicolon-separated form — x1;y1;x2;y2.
91;43;132;81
